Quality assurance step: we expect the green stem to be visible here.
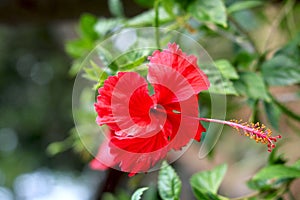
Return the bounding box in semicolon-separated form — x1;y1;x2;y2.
154;0;161;49
230;192;259;200
249;99;259;122
285;0;297;38
270;93;300;122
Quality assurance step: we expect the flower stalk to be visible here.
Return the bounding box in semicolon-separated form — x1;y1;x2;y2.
198;118;281;152
156;107;281;152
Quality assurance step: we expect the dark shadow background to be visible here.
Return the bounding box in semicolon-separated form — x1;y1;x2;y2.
0;1;146;199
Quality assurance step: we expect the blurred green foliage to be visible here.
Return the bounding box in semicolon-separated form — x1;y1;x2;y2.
0;26;83;189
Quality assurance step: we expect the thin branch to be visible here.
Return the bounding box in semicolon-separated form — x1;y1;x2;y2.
262;0;296;52
270;93;300;122
228;15;260;54
154;0;161;49
231;192;259;200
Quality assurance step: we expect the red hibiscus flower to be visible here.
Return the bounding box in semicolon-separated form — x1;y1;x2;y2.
91;43;210;175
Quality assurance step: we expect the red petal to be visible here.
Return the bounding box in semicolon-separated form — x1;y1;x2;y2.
165;94;205;150
95;72;155;136
94;73;125;131
109;129;169;174
148;42;209;100
90;134;117;170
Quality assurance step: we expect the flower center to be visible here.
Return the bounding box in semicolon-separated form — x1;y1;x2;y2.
150;104;166;115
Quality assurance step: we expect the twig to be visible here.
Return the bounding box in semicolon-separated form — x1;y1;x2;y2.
231;191;259;200
262;0;295;52
228;15;260;54
154;0;161;49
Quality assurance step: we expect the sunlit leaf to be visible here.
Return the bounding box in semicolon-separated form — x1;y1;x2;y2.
131;187;149;200
79;13;99;40
203;70;238;95
248;165;300;190
161;0;175;17
119;56;147;70
46;138;73;156
158;161;182;200
253;165;300;181
65;39;94;59
292;160;300;170
227;1;263;14
82;61;108;85
94;18;124;37
214;59;239;80
233;72;270;101
108;0;124;18
69;59;84;76
126;7;173;27
188;0;227;27
190;164;228;200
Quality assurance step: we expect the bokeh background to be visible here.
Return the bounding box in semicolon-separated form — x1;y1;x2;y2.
0;0;300;200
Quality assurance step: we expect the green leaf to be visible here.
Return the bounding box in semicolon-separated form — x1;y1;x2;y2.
117;190;131;200
82;61;108;83
131;187;149;200
268;147;286;166
190;164;227;194
292;160;300;170
161;0;175;17
262;33;300;86
102;193;116;200
119;56;147;70
79;13;98;40
227;1;263;14
263;101;281;131
262;55;300;86
202;64;238;95
65;39;94;59
190;164;228;200
46;138;72;156
69;59;84;76
214;59;239;80
126;8;173;27
108;0;125;18
252;165;300;180
188;0;227;27
94;18;124;37
192;191;221;200
248;164;300;191
141;185;158;200
234;51;257;70
158;161;182;200
233;72;270;101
